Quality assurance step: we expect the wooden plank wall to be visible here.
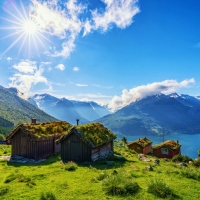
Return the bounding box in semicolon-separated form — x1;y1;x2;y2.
11;130;21;156
11;130;55;160
61;132;91;163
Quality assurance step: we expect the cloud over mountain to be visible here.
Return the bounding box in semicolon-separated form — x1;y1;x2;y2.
9;60;51;98
108;78;195;111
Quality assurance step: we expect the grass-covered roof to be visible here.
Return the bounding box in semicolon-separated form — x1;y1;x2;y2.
152;140;181;150
128;137;152;148
76;122;116;146
58;122;116;147
7;121;73;140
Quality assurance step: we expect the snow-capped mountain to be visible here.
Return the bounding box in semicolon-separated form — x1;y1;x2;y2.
28;94;111;124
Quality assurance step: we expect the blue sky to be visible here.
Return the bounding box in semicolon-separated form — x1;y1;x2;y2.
0;0;200;111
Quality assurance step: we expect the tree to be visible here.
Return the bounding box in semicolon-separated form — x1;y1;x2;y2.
122;137;127;147
0;133;6;141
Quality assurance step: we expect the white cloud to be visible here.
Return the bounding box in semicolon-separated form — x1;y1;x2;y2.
7;57;12;61
41;62;51;65
9;60;51;98
55;64;65;71
92;84;113;89
83;0;140;35
29;0;140;57
108;78;195;112
30;0;84;57
13;61;37;74
76;83;88;87
73;66;80;71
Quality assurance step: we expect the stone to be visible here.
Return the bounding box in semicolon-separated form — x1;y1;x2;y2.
145;165;153;171
177;162;187;167
153;159;160;164
138;154;145;160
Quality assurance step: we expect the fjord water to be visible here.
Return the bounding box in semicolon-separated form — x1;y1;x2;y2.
124;133;200;159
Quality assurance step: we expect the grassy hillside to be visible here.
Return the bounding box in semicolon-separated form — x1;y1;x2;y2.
0;142;200;199
0;88;56;136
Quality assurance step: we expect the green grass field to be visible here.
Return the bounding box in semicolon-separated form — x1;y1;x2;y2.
0;143;200;200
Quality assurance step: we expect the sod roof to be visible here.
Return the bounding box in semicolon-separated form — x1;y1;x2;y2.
58;122;116;147
7;121;73;140
152;140;181;150
128;137;152;148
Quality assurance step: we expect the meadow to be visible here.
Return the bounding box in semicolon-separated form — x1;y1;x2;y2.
0;142;200;200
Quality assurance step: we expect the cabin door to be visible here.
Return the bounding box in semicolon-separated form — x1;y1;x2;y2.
70;142;81;162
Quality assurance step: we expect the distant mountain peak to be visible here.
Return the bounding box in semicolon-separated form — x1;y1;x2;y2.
168;93;179;98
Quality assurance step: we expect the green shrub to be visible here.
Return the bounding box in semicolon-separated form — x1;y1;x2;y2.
60;181;68;189
40;192;56;200
97;172;109;181
102;172;139;196
180;167;200;181
4;173;18;183
0;186;9;196
193;158;200;167
147;179;173;198
172;154;192;163
64;161;78;171
0;133;5;141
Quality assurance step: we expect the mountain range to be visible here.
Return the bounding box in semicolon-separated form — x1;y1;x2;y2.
0;86;56;136
2;84;200;137
96;93;200;136
28;94;110;125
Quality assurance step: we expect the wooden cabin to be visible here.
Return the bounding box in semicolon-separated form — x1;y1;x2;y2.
6;120;72;160
127;137;152;154
152;140;181;158
57;122;116;163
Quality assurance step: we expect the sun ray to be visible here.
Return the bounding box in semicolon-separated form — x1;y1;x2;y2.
20;0;29;21
17;34;28;56
0;17;23;26
32;34;41;58
3;8;25;25
1;32;26;56
0;30;24;40
0;0;54;57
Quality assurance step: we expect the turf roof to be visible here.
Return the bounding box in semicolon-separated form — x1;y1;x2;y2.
152;140;181;150
58;122;116;147
128;137;152;148
7;121;73;140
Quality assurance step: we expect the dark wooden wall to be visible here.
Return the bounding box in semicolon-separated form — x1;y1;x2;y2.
60;132;91;163
11;129;55;160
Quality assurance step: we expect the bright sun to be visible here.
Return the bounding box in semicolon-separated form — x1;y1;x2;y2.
0;1;50;57
23;20;38;34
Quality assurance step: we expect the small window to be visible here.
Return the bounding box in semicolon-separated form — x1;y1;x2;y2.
137;146;141;150
161;148;168;154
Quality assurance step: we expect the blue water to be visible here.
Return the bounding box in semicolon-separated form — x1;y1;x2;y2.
119;133;200;159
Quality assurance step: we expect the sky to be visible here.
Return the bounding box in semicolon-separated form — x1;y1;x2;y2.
0;0;200;112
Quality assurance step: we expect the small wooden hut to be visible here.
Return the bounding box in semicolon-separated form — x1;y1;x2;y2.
152;140;181;158
6;120;72;160
57;122;116;163
127;137;152;154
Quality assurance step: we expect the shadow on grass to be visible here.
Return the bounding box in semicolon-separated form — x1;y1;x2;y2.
79;154;135;170
6;154;61;167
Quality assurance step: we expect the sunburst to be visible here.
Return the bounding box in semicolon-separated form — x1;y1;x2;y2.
0;0;51;57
